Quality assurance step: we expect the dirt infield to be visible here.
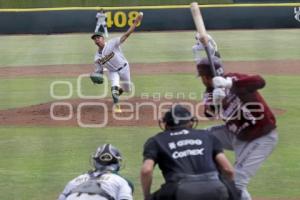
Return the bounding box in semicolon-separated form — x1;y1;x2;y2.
0;97;285;127
0;61;297;200
0;60;292;127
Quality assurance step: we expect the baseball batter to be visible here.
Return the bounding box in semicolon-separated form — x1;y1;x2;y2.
192;33;220;63
95;9;108;37
197;57;278;200
91;12;143;113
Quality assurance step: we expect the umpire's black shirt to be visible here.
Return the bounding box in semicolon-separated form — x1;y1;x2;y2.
143;128;223;182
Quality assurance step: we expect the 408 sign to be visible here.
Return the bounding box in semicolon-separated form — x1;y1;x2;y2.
106;11;141;28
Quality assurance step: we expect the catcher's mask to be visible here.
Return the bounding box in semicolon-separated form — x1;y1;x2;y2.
197;56;224;77
92;144;122;172
159;104;198;130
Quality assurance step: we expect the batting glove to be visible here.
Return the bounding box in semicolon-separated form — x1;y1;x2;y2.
213;76;233;89
213;88;226;105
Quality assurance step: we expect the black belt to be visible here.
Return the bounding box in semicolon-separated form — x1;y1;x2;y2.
168;171;219;182
116;63;127;71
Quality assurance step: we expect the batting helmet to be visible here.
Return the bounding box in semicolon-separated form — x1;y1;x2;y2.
160;104;197;130
197;56;224;77
92;144;122;172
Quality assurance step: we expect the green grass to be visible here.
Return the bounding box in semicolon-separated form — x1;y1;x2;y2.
0;127;159;200
0;74;202;109
0;74;299;110
0;30;300;199
0;114;299;199
0;74;300;199
249;114;300;198
0;0;233;9
0;29;299;67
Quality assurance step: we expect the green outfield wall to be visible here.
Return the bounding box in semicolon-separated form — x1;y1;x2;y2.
0;0;232;8
234;0;299;2
0;4;300;34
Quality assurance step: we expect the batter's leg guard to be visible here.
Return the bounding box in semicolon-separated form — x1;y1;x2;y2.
111;86;120;104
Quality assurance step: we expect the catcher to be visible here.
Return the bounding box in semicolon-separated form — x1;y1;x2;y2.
57;144;133;200
90;12;143;113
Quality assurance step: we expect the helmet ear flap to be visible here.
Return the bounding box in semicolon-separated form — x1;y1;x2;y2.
216;66;224;76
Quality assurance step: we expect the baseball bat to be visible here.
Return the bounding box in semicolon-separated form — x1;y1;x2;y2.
190;2;216;77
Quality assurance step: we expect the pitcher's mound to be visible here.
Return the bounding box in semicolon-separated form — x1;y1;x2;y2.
0;98;285;127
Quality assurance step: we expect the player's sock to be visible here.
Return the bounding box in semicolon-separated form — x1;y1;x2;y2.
111;86;120;104
119;88;124;96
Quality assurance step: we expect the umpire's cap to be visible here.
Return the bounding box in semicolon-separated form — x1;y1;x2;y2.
163;104;193;128
91;32;104;39
197;56;224;77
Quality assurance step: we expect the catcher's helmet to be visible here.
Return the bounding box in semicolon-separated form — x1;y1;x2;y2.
161;104;197;130
197;56;224;77
92;144;122;172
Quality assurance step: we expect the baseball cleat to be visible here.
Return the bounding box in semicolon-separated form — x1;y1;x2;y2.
113;104;122;113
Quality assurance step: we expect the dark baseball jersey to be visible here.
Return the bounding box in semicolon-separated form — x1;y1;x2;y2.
204;73;276;141
143;128;223;182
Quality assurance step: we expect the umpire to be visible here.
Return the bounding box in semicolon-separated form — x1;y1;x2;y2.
140;104;235;200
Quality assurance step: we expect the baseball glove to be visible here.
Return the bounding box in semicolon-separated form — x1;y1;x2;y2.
90;72;104;84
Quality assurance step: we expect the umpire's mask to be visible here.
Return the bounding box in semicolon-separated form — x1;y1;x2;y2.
159;104;198;130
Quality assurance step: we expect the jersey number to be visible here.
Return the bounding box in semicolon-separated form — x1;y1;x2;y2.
106;11;141;28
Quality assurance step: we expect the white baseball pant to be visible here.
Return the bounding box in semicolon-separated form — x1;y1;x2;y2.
108;65;132;93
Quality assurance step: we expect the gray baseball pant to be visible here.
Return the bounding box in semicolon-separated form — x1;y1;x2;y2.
207;125;278;200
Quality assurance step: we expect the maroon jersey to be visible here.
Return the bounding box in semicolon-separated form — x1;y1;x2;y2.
204;73;276;141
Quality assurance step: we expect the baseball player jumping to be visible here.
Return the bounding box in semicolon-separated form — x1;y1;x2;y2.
197;56;278;200
90;12;143;113
95;9;108;37
192;33;220;64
